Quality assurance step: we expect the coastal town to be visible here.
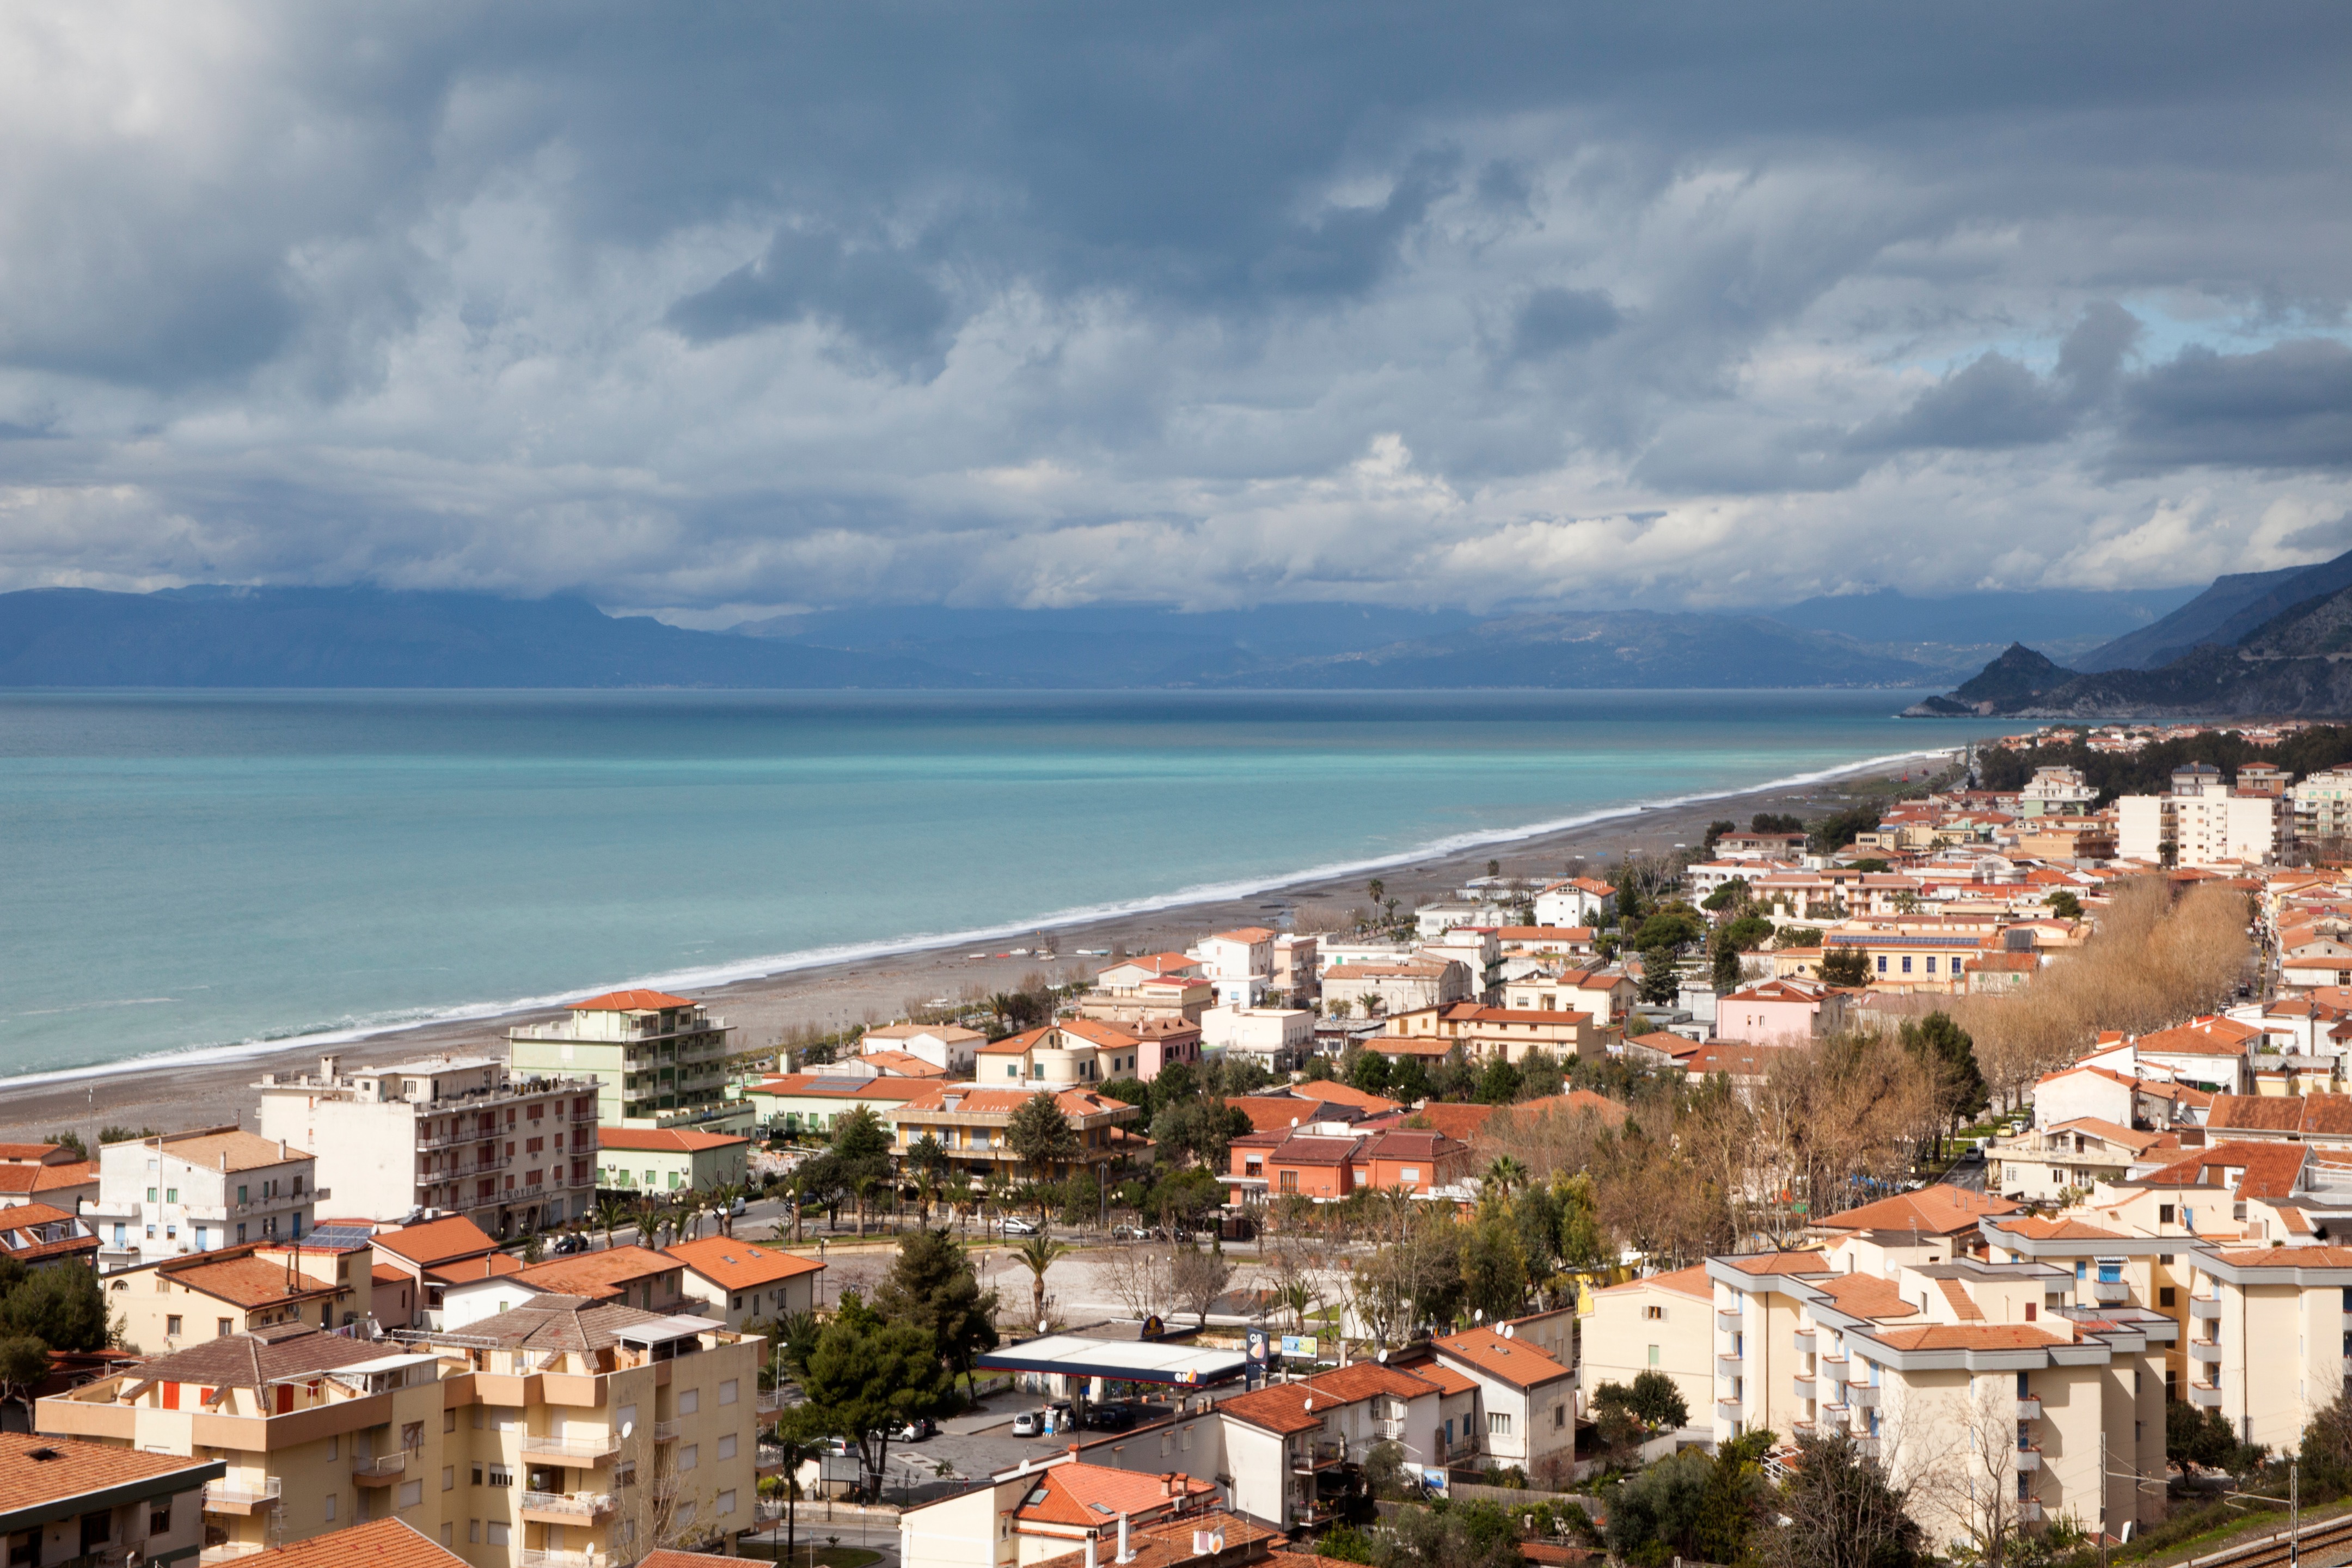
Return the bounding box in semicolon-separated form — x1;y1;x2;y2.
15;728;2352;1568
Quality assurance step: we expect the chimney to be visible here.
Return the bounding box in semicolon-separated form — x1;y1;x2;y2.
1117;1514;1131;1563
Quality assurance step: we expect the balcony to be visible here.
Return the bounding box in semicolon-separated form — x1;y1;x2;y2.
2018;1500;2043;1524
1820;1402;1851;1424
518;1552;602;1568
2014;1447;2042;1472
649;1474;682;1501
651;1420;682;1443
1716;1354;1743;1378
351;1454;406;1486
1854;1436;1879;1460
2189;1382;2222;1409
199;1547;267;1567
201;1478;283;1515
1792;1377;1815;1401
1375;1417;1406;1440
1291;1438;1347;1472
2189;1340;2222;1364
2091;1279;2130;1305
1717;1310;1741;1333
1851;1387;1881;1410
756;1387;785;1416
2191;1297;2221;1320
518;1492;615;1523
757;1443;788;1472
522;1432;621;1463
1715;1398;1741;1422
1792;1330;1815;1354
1818;1353;1848;1377
2017;1396;2041;1420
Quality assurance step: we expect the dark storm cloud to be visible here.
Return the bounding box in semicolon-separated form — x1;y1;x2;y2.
0;2;2349;610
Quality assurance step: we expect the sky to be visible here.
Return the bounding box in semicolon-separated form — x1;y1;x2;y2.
1;2;2349;623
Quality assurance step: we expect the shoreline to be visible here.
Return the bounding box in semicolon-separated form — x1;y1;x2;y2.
0;740;1968;1145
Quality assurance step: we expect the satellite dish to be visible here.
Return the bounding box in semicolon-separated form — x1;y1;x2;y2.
621;1421;634;1440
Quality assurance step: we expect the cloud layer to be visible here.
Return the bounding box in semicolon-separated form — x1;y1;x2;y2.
1;2;2349;616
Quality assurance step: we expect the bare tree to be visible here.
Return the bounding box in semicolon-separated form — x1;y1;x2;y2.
1099;1245;1174;1322
1170;1247;1235;1327
1888;1376;2030;1568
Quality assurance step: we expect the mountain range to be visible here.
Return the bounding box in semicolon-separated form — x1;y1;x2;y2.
1907;547;2352;718
0;575;2314;694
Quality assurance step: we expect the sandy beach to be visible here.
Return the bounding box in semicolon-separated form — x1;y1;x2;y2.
0;746;1963;1147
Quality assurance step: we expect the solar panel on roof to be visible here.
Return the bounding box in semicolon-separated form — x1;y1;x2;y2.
301;1226;378;1251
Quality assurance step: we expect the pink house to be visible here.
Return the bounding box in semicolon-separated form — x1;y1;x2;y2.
1716;978;1848;1045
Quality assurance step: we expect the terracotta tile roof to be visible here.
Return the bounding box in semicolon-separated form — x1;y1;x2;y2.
857;1050;950;1079
568;989;697;1012
2136;1016;2261;1057
2204;1244;2352;1269
1935;1279;1984;1321
1216;1361;1445;1434
1867;1325;2066;1351
2135;1141;2309;1199
423;1253;524;1286
746;1073;933;1101
151;1130;310;1173
161;1254;340;1309
662;1236;825;1289
0;1432;222;1516
1098;953;1200;977
1259;1135;1364;1167
1432;1327;1572;1389
1214;927;1276;942
1985;1216;2128;1243
1230;1098;1361;1134
636;1552;740;1568
1816;1185;2019;1236
127;1328;391;1392
1408;1359;1480;1395
1360;1129;1467;1165
511;1246;678;1301
1013;1461;1216;1527
455;1295;672;1352
1271;1082;1401;1113
592;1127;749;1153
2206;1094;2352;1138
0;1143;64;1163
1596;1264;1713;1301
1026;1511;1277;1568
0;1162;97;1197
1811;1273;1920;1320
2043;1117;2167;1152
372;1215;500;1267
370;1264;409;1286
863;1023;988;1044
0;1202;97;1264
1625;1031;1705;1059
1718;1251;1836;1277
1685;1043;1794;1077
1404;1103;1501;1142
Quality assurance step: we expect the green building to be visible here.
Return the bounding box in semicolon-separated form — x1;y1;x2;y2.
507;988;734;1126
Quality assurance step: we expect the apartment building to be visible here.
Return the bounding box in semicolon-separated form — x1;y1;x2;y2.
1985;1120;2176;1204
1193;929;1273;1009
39;1296;764;1568
440;1248;688;1330
1269;935;1319;1006
0;1142;100;1211
506;991;736;1129
889;1086;1147;1181
2184;1245;2352;1450
976;1020;1160;1088
1002;1461;1218;1565
1581;1265;1713;1426
1379;1002;1602;1063
1980;1216;2193;1399
104;1233;382;1356
855;1024;986;1074
0;1432;221;1568
2293;768;2352;844
1318;959;1468;1018
1714;979;1850;1046
1080;955;1213;1026
736;1074;933;1138
1196;1007;1312;1073
0;1200;101;1272
369;1217;509;1330
1215;1363;1449;1530
1708;1240;2171;1551
89;1129;321;1271
2019;766;2098;817
1499;968;1636;1025
1428;1327;1577;1474
1223;1123;1473;1203
256;1056;599;1239
591;1131;749;1197
1533;877;1617;926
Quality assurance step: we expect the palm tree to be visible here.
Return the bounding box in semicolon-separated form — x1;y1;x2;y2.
1012;1231;1071;1332
710;1180;745;1238
1484;1154;1528;1199
1278;1278;1313;1333
593;1195;631;1251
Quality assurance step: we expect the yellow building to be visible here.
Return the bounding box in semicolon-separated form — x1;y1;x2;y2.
1579;1265;1713;1427
2184;1245;2352;1452
38;1295;764;1568
106;1234;381;1358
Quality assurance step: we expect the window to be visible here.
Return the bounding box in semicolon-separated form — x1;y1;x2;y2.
2160;1287;2177;1308
218;1318;232;1337
442;1467;455;1492
396;1481;422;1510
1643;1304;1664;1321
1900;957;1912;975
487;1467;513;1488
166;1187;177;1203
1554;1403;1566;1429
1647;1344;1661;1366
237;1185;248;1204
679;1443;699;1471
2159;1204;2176;1224
731;1294;742;1310
679;1387;700;1414
719;1379;738;1406
166;1315;182;1336
716;1490;737;1517
470;1464;483;1486
149;1501;173;1537
440;1524;453;1548
324;1495;336;1523
468;1522;480;1545
1876;956;1888;973
486;1523;509;1548
717;1434;737;1461
8;1533;31;1568
1489;1412;1512;1436
676;1502;695;1529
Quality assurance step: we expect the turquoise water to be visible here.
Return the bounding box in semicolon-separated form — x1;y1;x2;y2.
0;689;1979;1081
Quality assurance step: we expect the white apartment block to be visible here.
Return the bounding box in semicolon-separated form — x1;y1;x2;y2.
256;1054;600;1240
2293;769;2352;844
2184;1245;2352;1451
857;1023;987;1073
86;1127;319;1272
507;989;735;1127
2019;766;2098;817
1197;1006;1313;1072
1194;928;1275;1008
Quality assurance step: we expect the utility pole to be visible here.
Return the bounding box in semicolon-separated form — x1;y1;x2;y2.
2292;1455;2301;1568
2099;1429;2109;1568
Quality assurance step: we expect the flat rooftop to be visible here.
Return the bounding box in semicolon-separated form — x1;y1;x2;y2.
977;1332;1249;1387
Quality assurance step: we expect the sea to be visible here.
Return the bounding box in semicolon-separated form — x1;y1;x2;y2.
0;688;1984;1082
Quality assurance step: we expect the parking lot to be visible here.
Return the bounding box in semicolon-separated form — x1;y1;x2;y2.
848;1391;1214;1507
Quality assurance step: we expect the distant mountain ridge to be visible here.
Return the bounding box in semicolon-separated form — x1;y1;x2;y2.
2072;547;2352;671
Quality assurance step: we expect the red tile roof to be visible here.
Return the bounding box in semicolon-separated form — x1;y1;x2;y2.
569;989;697;1012
372;1214;500;1267
1432;1327;1571;1389
235;1521;474;1568
592;1127;749;1153
662;1236;825;1289
1596;1264;1713;1301
1014;1461;1216;1527
1816;1185;2019;1236
0;1432;222;1517
510;1245;679;1300
2135;1141;2309;1199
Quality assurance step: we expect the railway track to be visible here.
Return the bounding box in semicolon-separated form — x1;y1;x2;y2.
2189;1511;2352;1567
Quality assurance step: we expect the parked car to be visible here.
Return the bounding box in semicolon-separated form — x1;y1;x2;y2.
897;1417;938;1441
1001;1216;1041;1236
1110;1223;1150;1241
1085;1404;1135;1431
552;1233;589;1255
728;1196;749;1217
1012;1410;1042;1437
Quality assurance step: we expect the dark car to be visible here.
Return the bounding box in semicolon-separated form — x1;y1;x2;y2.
1085;1404;1135;1431
553;1233;589;1255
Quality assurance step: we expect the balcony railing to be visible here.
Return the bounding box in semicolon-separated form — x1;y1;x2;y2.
518;1551;602;1568
2017;1500;2043;1524
351;1454;406;1484
2189;1340;2222;1364
2190;1297;2221;1320
2014;1446;2042;1472
651;1420;681;1443
2017;1396;2041;1420
522;1432;621;1461
1792;1330;1815;1354
2091;1279;2130;1305
1715;1398;1741;1422
756;1387;785;1416
1854;1436;1879;1460
1851;1387;1881;1409
201;1478;283;1512
1291;1438;1347;1472
1716;1354;1742;1378
1374;1416;1406;1440
1716;1310;1741;1333
1792;1377;1815;1401
518;1492;615;1520
2188;1382;2222;1409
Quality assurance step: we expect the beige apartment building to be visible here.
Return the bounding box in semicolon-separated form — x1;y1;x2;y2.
89;1128;322;1271
2183;1245;2352;1451
39;1295;764;1568
256;1056;600;1240
889;1086;1147;1181
106;1234;381;1357
1581;1265;1713;1426
507;991;736;1129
